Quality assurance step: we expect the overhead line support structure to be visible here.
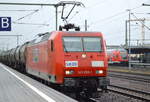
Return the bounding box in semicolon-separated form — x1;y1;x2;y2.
0;1;84;30
126;9;131;70
142;3;150;6
0;2;57;30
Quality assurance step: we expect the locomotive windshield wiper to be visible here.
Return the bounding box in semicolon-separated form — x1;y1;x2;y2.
99;49;103;52
63;44;68;53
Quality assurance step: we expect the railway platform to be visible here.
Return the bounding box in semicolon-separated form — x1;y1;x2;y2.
0;63;77;102
108;65;150;75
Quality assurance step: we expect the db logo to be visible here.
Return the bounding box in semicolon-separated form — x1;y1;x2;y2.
0;17;11;31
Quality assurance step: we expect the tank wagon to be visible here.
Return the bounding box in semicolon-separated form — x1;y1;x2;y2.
0;31;109;96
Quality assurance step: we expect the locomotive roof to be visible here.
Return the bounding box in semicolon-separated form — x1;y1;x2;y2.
54;31;102;34
27;31;103;46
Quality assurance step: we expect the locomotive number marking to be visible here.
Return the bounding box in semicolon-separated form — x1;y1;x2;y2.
78;70;92;74
65;61;78;67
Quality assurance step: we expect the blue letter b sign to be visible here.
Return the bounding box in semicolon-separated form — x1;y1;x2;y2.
0;17;11;31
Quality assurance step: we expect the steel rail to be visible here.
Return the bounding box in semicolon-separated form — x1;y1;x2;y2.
108;85;150;101
108;70;150;77
109;73;150;83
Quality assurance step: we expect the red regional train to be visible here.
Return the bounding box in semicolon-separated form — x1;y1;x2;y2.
0;31;109;96
107;48;128;64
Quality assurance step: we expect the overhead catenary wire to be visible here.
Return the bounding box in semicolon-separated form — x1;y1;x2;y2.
65;0;109;23
12;22;50;26
13;7;45;26
90;11;127;26
8;5;54;27
130;5;142;10
0;7;46;26
73;0;109;17
80;12;127;29
15;9;40;21
133;12;150;15
89;5;143;27
0;9;40;11
68;11;79;22
85;0;109;10
131;13;150;30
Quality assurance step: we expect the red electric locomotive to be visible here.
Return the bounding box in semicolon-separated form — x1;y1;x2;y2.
0;31;109;96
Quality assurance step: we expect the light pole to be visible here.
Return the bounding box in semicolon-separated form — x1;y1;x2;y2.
125;20;128;47
127;9;131;70
85;19;87;31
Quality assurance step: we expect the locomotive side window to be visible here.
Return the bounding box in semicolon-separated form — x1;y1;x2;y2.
83;37;102;52
63;37;83;52
51;40;54;51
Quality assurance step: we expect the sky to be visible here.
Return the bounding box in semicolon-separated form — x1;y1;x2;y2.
0;0;150;50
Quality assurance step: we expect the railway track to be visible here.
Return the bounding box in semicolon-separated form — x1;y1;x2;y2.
78;83;150;102
109;72;150;83
76;72;150;102
108;85;150;101
89;98;100;102
31;70;150;102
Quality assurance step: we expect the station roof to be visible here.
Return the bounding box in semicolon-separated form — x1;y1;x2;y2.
125;45;150;54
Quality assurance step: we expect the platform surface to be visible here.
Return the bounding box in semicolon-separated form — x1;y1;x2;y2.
0;63;77;102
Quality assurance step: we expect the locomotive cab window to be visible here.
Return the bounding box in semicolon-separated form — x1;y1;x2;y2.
83;37;102;52
63;37;83;52
63;37;102;52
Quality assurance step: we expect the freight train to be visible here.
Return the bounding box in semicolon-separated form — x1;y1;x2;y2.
107;48;128;65
0;31;109;97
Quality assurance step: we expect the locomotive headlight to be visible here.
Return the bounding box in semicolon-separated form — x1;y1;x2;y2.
96;70;103;74
82;54;86;58
65;70;74;75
